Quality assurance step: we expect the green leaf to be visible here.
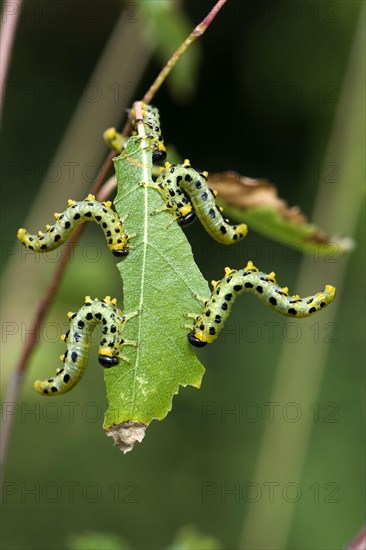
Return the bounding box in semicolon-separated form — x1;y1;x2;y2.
208;172;354;256
103;136;209;451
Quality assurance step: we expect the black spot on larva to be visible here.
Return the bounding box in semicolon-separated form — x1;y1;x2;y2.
185;174;193;182
220;226;227;234
214;315;222;324
95;215;102;221
63;374;70;383
41;244;47;250
110;325;117;333
84;301;92;306
106;230;111;237
320;302;326;308
47;379;53;383
78;320;85;329
221;303;228;311
188;333;207;347
152;150;166;163
85;312;93;321
168;188;175;197
43;389;49;394
102;327;108;334
98;354;119;368
65;221;71;229
65;330;70;339
58;368;64;374
108;238;113;244
195;179;202;189
95;313;102;320
177;212;196;227
85;212;92;218
102;222;107;228
199;324;205;330
309;307;316;313
113;249;129;258
28;237;34;241
243;270;252;276
201;192;208;201
233;285;243;292
288;308;297;315
28;245;34;250
54;234;61;242
224;293;233;301
205;310;211;317
71;351;78;362
269;297;277;306
209;327;216;335
307;298;313;304
260;277;269;282
51;387;58;393
71;313;77;319
256;286;263;294
73;213;81;220
226;276;232;283
208;208;216;219
74;332;81;342
233;235;238;240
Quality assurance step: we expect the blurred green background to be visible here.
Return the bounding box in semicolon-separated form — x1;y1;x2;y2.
1;1;364;549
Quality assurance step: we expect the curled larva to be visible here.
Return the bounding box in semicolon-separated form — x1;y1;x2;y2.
17;194;129;258
154;160;248;243
103;103;167;163
188;261;336;346
34;296;137;396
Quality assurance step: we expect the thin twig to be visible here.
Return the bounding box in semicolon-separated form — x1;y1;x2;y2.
0;0;23;125
1;0;228;476
143;0;227;104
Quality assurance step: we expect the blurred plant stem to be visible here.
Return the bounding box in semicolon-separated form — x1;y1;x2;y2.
239;5;365;549
0;0;23;125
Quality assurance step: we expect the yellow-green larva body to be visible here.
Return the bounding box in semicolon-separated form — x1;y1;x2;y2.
104;103;167;163
154;160;248;243
188;261;336;346
17;194;129;258
34;296;135;396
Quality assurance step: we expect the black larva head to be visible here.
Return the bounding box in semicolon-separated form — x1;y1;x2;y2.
152;149;167;164
112;249;129;258
178;212;196;227
187;333;207;348
98;354;119;368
